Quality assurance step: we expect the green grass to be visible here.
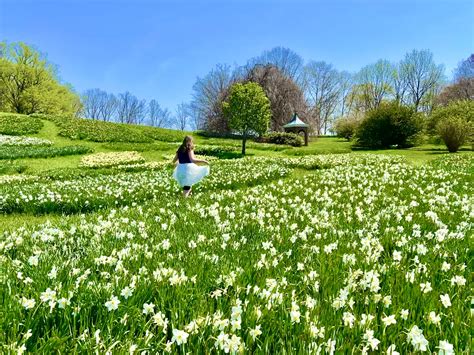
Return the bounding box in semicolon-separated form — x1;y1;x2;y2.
0;113;470;176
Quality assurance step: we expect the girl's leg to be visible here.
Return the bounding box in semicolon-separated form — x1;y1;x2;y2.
183;186;191;197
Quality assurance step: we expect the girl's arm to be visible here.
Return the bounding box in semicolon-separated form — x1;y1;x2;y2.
189;150;209;165
172;153;178;165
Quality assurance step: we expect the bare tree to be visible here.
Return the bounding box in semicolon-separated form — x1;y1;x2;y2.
400;49;444;110
191;64;235;132
338;71;354;117
356;59;394;111
81;89;117;121
391;62;409;105
248;47;304;83
148;99;171;127
303;61;342;134
174;103;190;130
98;93;117;122
81;89;103;119
116;92;146;124
243;64;308;131
453;54;474;81
435;78;474;106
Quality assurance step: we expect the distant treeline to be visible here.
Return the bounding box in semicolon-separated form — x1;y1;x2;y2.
0;41;472;134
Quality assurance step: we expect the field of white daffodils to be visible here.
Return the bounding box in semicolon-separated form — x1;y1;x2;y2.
0;153;472;354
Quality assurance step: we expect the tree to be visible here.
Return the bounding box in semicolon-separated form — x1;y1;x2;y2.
435;78;474;106
82;89;106;119
116;92;146;124
453;54;474;81
338;71;354;117
303;61;342;134
222;82;271;155
148;99;171;127
400;49;444;111
98;92;117;122
243;64;307;132
391;62;408;105
191;64;235;132
356;59;394;111
0;41;79;115
175;103;190;130
247;47;304;83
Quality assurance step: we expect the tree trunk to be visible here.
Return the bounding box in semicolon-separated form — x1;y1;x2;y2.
242;133;247;155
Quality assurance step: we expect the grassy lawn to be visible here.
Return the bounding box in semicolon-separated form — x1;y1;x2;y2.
8;120;471;174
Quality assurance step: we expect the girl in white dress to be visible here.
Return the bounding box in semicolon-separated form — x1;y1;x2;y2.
172;136;210;197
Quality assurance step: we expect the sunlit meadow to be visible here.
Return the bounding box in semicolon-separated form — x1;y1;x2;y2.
0;153;472;353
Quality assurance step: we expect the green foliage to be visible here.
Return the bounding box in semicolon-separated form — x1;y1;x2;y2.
0;145;92;160
222;82;271;154
333;116;360;140
0;160;28;174
258;132;303;146
0;42;80;115
194;144;236;157
355;102;423;149
0;112;43;135
428;100;474;135
437;117;473;153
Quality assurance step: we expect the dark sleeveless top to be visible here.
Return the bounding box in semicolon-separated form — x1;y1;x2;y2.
177;150;192;164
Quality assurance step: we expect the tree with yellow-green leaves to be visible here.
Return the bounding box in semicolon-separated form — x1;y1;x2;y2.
0;42;81;115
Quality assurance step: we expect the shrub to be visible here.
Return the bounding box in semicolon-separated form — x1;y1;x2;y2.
355;102;423;149
333;117;360;140
428;100;474;135
194;145;236;157
437;118;473;152
258;132;303;147
0;112;43;135
0;145;92;160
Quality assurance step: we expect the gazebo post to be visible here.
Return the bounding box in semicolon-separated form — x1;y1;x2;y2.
283;112;309;146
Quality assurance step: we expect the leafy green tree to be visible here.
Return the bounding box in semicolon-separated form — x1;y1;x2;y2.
0;42;80;115
222;82;271;154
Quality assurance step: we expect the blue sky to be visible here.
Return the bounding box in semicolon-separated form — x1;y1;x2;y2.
1;0;473;111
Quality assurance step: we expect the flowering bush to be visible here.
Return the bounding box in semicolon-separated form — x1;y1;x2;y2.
80;151;145;168
0;154;471;353
0;134;53;146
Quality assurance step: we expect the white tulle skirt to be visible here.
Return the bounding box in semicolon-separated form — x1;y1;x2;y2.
173;163;210;187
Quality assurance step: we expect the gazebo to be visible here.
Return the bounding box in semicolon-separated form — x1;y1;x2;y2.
283;112;309;146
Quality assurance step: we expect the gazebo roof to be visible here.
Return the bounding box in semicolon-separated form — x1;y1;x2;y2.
283;113;309;128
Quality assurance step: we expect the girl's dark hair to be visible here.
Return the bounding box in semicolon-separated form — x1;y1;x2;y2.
178;136;194;153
